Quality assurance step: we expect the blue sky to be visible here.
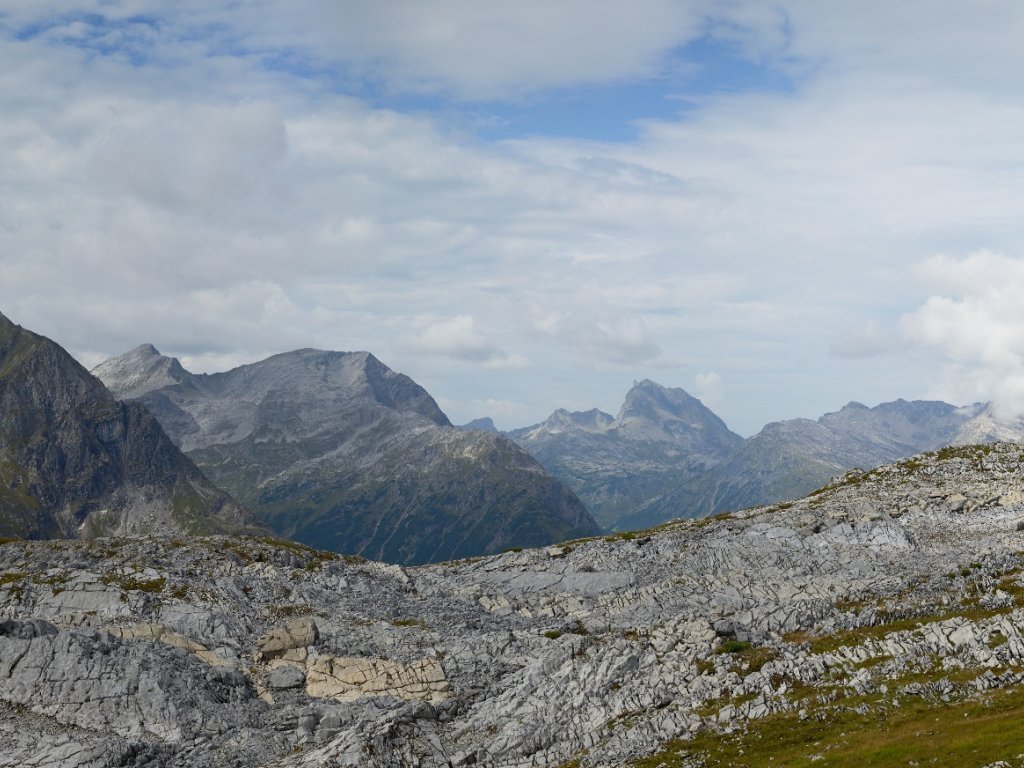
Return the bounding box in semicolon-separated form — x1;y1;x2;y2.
3;1;1024;435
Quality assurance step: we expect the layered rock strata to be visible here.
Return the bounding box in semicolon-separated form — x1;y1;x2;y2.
1;444;1024;765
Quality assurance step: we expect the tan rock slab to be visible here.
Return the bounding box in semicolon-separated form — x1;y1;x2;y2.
306;656;452;703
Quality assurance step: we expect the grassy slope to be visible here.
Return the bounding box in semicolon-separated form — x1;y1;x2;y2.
623;569;1024;767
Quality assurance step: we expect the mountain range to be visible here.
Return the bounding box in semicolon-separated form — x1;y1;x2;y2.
505;379;743;529
94;344;599;564
0;313;252;539
8;305;1023;557
505;381;1024;531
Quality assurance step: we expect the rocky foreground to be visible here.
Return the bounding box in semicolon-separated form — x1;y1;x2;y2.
3;443;1024;766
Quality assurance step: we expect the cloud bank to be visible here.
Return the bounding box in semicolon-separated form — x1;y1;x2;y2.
901;251;1024;418
3;3;1024;433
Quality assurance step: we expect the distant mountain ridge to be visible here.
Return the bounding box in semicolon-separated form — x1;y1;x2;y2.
94;345;599;565
0;314;252;539
457;417;499;433
507;379;744;528
616;397;1018;531
505;383;1024;531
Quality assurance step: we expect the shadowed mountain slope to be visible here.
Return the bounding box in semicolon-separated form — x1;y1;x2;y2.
95;346;598;564
508;379;743;529
0;314;251;539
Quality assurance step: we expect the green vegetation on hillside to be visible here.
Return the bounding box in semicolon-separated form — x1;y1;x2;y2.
632;684;1024;768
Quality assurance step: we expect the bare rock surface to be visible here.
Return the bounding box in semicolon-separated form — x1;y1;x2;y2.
0;313;254;540
3;443;1024;765
94;346;599;564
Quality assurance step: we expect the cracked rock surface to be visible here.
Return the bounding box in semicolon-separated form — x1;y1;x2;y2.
2;442;1024;766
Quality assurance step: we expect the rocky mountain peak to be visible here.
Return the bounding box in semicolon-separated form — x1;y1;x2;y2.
615;379;742;449
0;310;16;334
839;400;869;410
618;379;707;425
0;314;253;539
538;408;615;435
508;380;743;529
91;343;191;401
457;417;499;433
953;403;1024;444
93;344;595;563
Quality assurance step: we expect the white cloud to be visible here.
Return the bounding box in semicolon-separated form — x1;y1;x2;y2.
900;251;1024;418
89;101;287;217
693;371;725;410
532;310;662;367
830;320;900;359
404;314;527;370
5;3;1024;436
295;0;712;99
1;1;711;100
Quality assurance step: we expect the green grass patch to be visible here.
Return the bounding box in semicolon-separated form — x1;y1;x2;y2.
632;684;1024;767
0;571;27;589
717;640;753;654
100;572;166;593
695;658;716;675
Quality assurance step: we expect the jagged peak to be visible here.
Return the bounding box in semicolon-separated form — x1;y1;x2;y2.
458;417;499;433
540;407;614;431
131;343;161;357
92;343;190;400
625;378;682;397
618;379;702;422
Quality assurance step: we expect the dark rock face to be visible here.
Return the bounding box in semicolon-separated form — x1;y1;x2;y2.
94;347;599;565
508;379;744;529
0;313;251;539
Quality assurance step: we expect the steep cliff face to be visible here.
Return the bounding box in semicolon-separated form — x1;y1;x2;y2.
0;314;251;539
508;380;743;529
95;346;599;565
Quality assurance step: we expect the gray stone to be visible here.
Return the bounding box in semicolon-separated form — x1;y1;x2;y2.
268;665;307;689
2;443;1024;766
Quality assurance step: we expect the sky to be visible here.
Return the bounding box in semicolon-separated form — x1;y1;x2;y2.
3;2;1024;436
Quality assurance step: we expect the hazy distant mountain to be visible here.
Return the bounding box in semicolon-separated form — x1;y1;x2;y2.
507;380;743;529
458;417;499;433
0;314;251;539
616;398;1024;531
506;381;1024;532
94;346;599;564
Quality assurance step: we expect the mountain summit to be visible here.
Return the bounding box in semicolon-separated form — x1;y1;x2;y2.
508;380;743;528
650;397;1024;529
95;346;598;564
0;313;251;538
